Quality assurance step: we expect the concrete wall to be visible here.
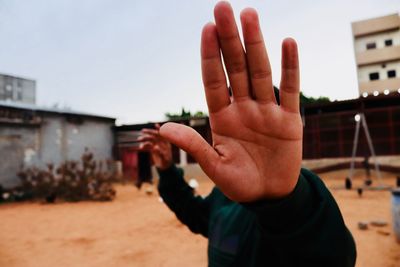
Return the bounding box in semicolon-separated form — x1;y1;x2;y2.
359;77;400;94
0;127;38;187
357;59;400;94
149;156;400;185
352;13;400;37
39;117;65;164
302;156;400;170
64;120;113;161
358;60;400;83
39;116;114;165
0;115;114;188
354;29;400;53
355;45;400;67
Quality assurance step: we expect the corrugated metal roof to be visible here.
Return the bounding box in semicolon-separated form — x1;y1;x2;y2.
0;100;115;121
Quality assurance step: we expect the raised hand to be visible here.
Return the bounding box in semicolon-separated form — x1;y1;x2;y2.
160;2;303;202
138;124;173;170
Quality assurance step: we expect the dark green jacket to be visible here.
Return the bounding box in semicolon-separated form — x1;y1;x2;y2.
158;165;356;267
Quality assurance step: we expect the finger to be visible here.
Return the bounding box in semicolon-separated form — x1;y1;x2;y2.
139;142;154;150
240;8;275;103
160;122;219;177
141;128;160;136
214;1;250;99
137;134;157;143
280;38;300;113
201;22;230;113
140;130;163;142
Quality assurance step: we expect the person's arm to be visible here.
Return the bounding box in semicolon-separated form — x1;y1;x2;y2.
138;125;212;237
157;164;213;237
244;169;356;266
158;2;356;265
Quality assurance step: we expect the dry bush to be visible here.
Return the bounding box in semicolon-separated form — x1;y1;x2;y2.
11;149;117;203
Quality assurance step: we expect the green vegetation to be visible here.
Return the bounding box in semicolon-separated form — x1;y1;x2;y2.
300;92;331;105
165;92;330;121
165;108;207;120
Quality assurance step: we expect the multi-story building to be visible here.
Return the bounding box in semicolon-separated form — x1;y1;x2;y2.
0;73;36;104
352;13;400;96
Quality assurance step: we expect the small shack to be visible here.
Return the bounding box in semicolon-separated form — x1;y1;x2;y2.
0;101;115;188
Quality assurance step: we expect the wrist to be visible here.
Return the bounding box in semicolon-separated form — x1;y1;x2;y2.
242;171;315;234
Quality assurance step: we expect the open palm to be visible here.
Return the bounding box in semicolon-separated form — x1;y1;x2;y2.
160;2;303;202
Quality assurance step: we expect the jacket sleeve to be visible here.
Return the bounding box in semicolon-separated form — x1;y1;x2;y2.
243;168;357;267
157;164;212;238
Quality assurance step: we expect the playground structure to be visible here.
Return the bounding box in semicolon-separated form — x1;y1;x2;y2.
309;112;399;191
302;91;400;191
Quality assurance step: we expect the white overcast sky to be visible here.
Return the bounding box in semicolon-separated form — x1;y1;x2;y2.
0;0;399;124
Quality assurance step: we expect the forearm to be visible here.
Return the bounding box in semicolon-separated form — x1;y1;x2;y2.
157;164;210;237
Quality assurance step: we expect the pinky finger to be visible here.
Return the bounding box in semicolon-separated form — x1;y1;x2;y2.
279;38;300;113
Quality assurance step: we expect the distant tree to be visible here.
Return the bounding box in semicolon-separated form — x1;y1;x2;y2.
300;92;331;105
164;92;330;119
51;102;72;110
193;111;206;117
165;108;207;120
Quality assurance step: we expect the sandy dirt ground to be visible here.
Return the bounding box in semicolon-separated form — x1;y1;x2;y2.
1;169;400;267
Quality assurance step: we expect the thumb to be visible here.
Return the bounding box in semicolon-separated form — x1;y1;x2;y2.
159;122;219;178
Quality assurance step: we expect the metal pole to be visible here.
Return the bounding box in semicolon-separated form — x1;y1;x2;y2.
348;115;361;180
360;114;383;185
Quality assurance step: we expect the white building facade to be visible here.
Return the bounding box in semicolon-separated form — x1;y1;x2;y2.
0;74;36;104
352;14;400;96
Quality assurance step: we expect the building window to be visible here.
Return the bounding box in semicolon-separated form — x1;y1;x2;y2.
387;70;396;78
369;72;380;81
366;42;376;50
385;39;393;47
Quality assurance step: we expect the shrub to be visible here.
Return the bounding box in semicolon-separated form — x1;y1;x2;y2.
14;150;116;203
